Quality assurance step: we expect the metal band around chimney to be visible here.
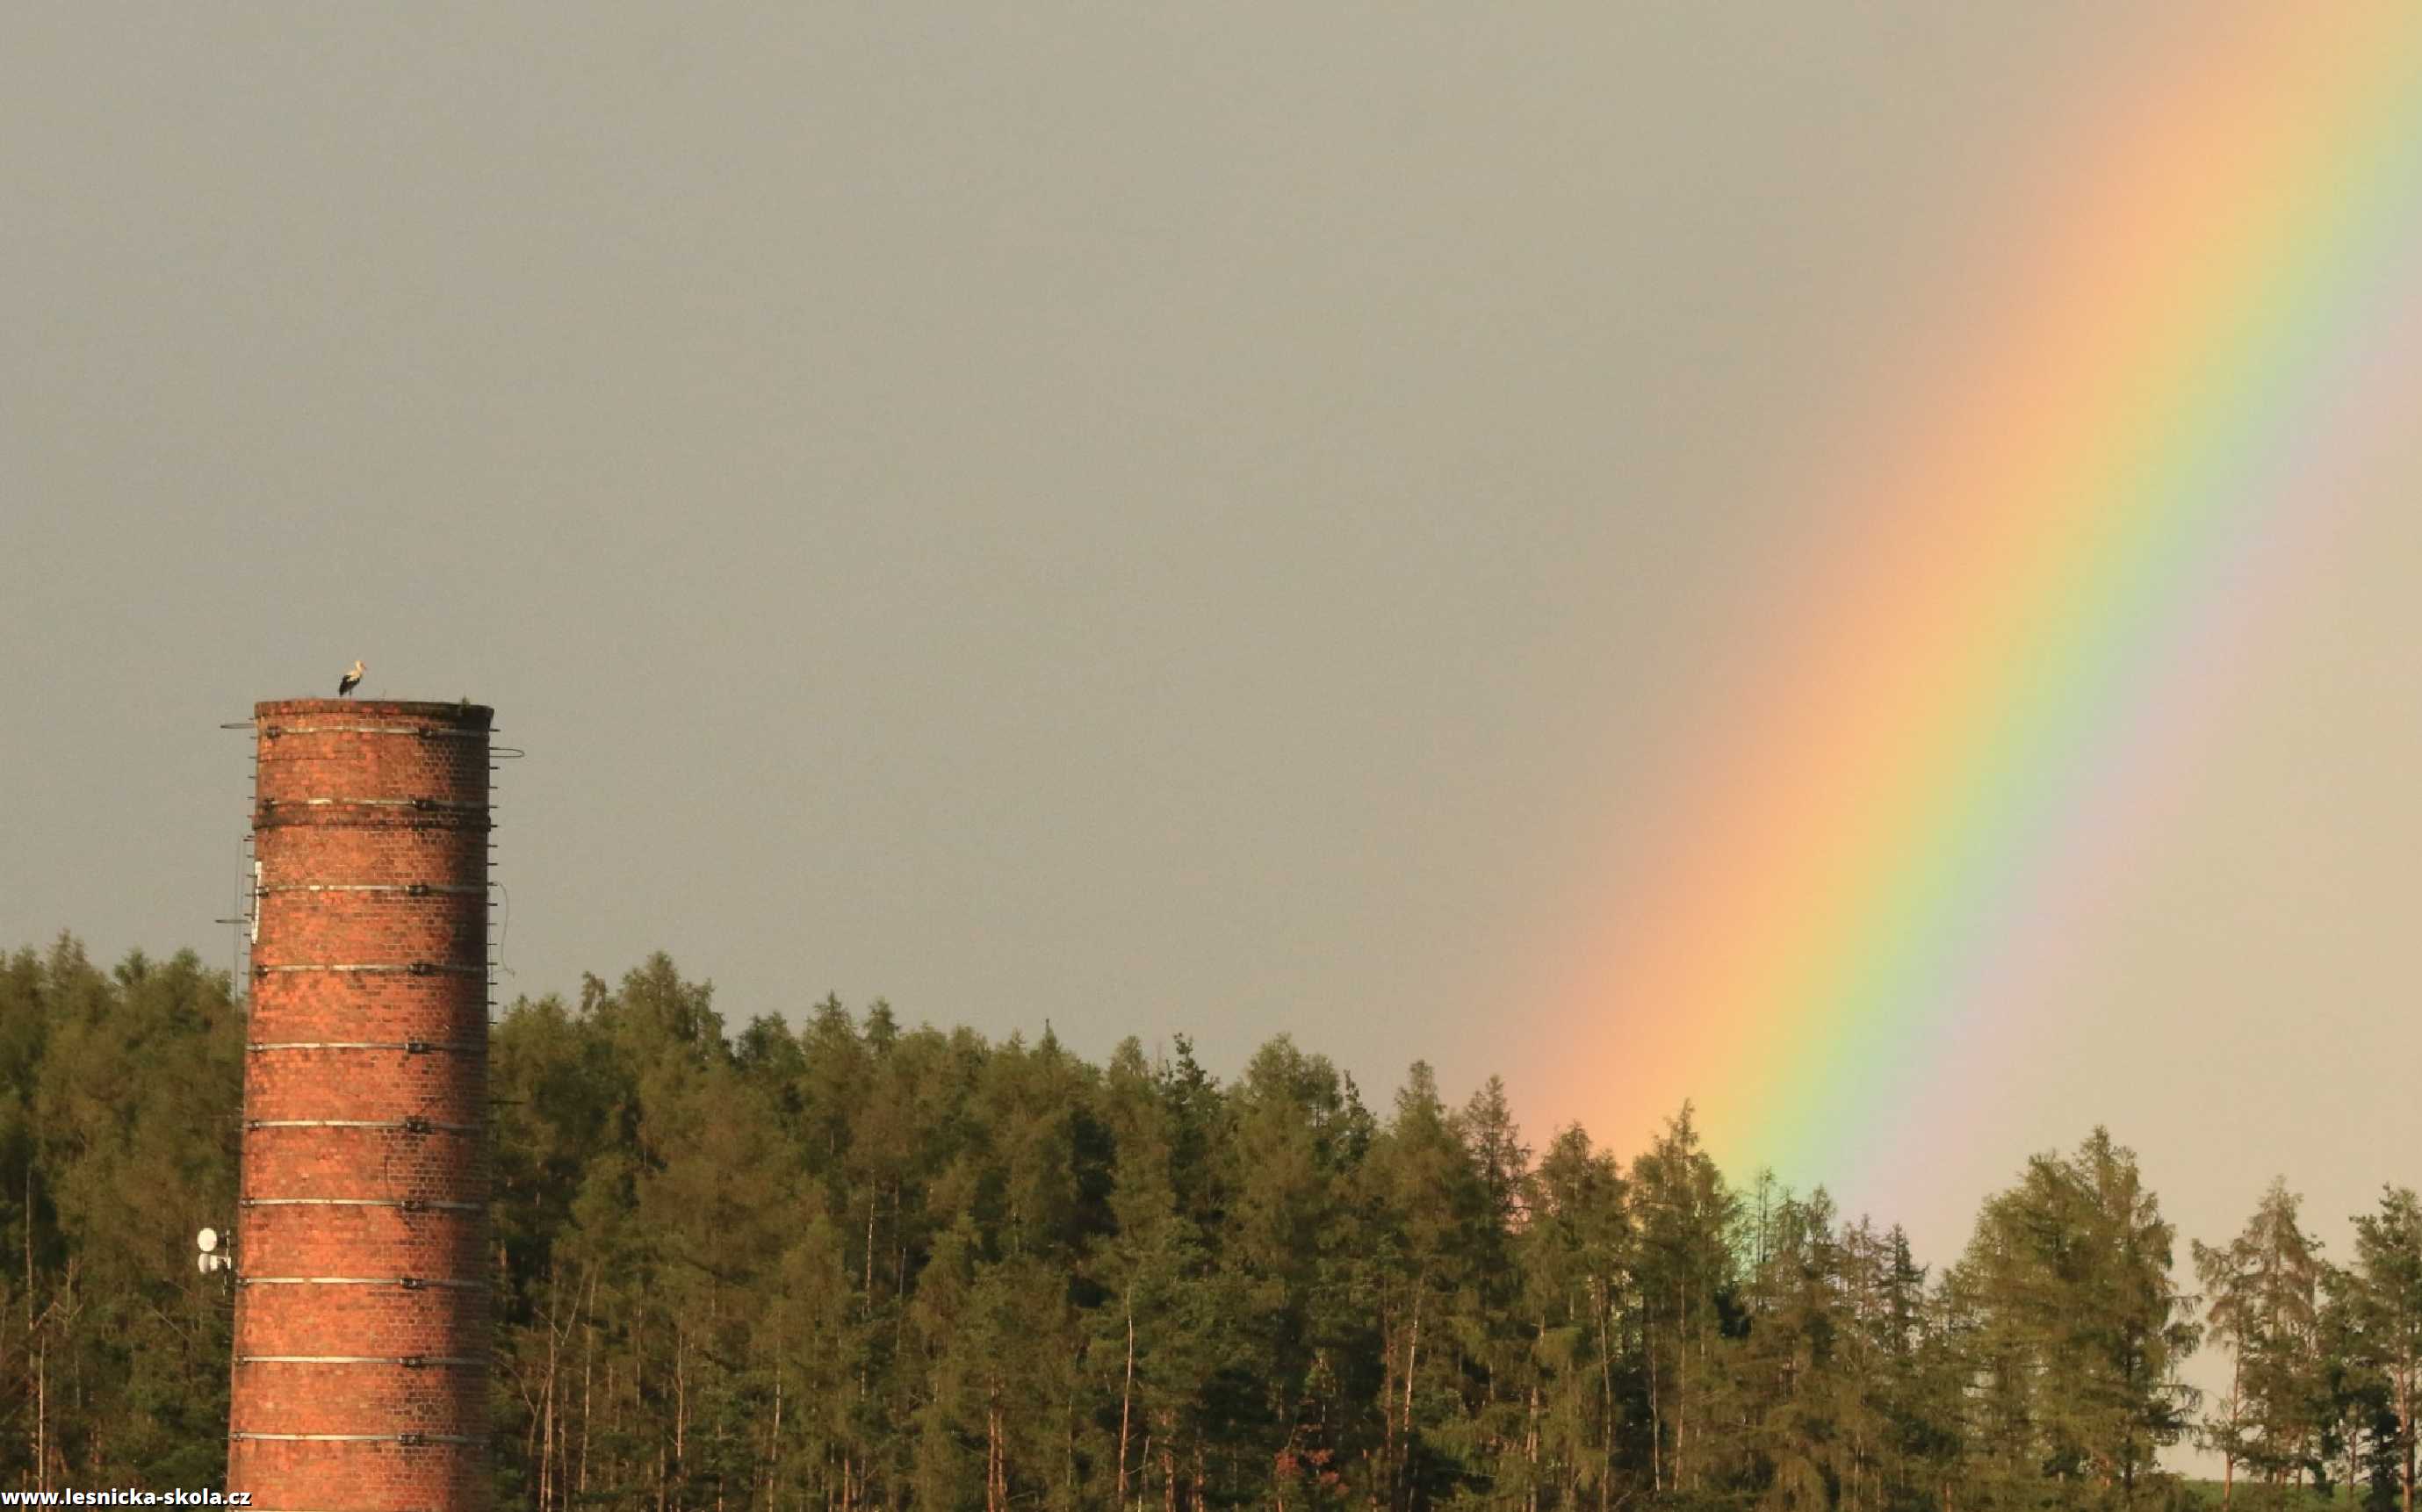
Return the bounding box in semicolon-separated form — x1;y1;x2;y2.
239;1356;487;1369
254;962;486;977
243;1198;482;1213
248;1040;479;1055
256;882;487;896
263;797;490;811
241;1276;487;1291
258;723;490;740
248;1119;480;1134
231;1431;488;1446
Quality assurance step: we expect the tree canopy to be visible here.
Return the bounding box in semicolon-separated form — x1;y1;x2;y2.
0;937;2411;1510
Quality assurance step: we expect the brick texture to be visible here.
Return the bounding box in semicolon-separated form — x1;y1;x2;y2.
230;700;494;1512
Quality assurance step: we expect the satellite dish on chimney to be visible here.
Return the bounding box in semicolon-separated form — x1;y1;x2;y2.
197;1227;232;1276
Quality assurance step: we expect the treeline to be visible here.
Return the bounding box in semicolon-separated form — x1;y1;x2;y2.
0;938;2418;1509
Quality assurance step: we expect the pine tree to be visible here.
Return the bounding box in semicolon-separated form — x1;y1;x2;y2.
1733;1181;1847;1509
2195;1178;2327;1502
2342;1188;2422;1512
1946;1128;2199;1509
1515;1125;1630;1509
1627;1104;1738;1501
1222;1036;1373;1508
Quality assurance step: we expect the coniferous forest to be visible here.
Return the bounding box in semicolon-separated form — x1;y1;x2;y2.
6;936;2421;1510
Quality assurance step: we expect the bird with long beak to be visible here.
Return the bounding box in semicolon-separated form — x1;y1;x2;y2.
337;659;365;697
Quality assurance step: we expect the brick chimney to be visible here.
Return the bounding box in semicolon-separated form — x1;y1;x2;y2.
229;699;494;1511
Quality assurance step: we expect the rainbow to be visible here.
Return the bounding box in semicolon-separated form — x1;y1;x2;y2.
1536;8;2422;1191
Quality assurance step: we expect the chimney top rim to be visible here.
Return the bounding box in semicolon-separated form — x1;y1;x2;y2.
252;699;494;726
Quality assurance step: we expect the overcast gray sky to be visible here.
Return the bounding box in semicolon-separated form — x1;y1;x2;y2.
6;12;2418;1455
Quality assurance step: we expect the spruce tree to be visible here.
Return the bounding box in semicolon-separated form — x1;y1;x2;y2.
2195;1178;2327;1501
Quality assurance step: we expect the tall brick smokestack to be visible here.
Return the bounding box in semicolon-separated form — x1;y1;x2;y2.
230;699;494;1511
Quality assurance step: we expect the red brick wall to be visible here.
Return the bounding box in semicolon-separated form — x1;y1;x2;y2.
231;700;494;1512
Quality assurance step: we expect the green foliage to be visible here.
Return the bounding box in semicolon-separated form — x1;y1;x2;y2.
2195;1178;2327;1499
0;939;2404;1512
2332;1187;2422;1510
0;938;242;1492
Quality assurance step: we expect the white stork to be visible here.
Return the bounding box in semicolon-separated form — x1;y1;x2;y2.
337;659;365;697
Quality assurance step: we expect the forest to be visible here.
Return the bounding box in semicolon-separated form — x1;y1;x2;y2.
0;934;2416;1510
